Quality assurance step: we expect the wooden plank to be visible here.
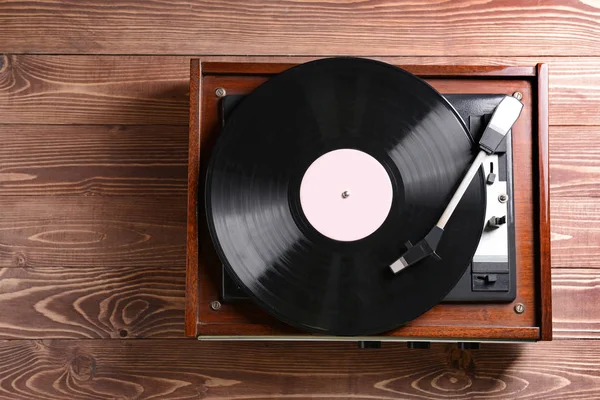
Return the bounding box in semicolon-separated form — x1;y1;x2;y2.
2;339;600;399
544;58;600;126
551;197;600;269
1;0;600;56
0;125;187;196
0;267;184;339
0;196;186;268
0;267;593;340
1;55;600;125
553;268;600;339
0;55;190;125
551;126;600;197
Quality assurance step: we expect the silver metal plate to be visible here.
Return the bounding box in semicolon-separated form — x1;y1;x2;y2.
473;154;508;264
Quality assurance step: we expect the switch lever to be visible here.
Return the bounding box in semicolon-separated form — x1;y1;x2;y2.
487;215;507;229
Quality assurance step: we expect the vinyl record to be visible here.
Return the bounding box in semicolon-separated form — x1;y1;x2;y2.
206;57;485;336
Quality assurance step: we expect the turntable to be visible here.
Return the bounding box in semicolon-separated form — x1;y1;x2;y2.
186;58;551;343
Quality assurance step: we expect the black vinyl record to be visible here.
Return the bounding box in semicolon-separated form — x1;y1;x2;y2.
206;58;485;336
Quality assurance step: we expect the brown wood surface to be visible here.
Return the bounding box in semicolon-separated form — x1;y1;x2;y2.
553;268;600;339
1;55;600;126
1;0;600;397
551;197;600;269
0;125;187;196
2;0;600;56
0;55;190;125
0;196;186;268
550;126;600;197
0;266;184;339
3;340;600;400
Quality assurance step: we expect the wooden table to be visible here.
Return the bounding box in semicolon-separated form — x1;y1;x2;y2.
0;1;599;398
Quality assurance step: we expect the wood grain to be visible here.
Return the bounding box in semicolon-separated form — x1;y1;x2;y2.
551;126;600;197
0;1;598;396
186;59;201;336
0;55;190;124
2;55;600;125
0;266;594;340
0;196;186;268
0;125;187;196
537;63;552;341
544;57;600;126
551;197;600;269
202;62;537;77
1;0;600;56
2;339;600;399
553;268;600;339
0;267;184;339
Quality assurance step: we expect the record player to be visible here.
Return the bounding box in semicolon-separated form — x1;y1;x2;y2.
186;58;551;343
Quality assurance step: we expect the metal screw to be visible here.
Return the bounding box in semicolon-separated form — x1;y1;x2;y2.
514;303;525;314
512;91;523;101
215;87;227;98
341;191;350;199
210;300;222;311
498;193;508;203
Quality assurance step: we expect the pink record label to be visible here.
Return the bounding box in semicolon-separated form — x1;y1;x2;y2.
299;149;393;242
